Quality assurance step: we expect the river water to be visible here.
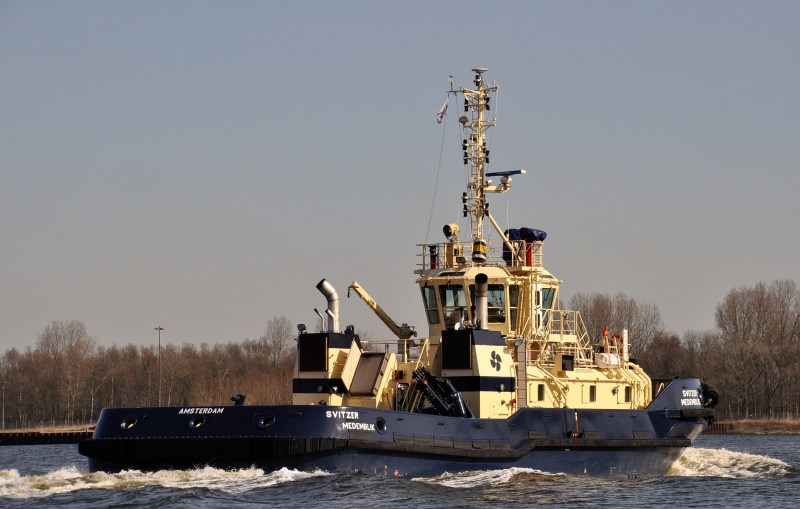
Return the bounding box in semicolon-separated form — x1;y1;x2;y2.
1;435;798;508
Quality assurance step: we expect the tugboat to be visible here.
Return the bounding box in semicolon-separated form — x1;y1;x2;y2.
80;68;717;477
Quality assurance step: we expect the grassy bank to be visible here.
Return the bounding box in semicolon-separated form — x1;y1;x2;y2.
0;424;94;434
721;419;800;435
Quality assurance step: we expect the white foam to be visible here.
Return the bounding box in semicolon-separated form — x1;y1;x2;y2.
669;447;792;478
413;467;560;487
0;465;330;499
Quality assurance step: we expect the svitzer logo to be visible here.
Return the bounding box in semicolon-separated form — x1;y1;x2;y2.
490;351;502;371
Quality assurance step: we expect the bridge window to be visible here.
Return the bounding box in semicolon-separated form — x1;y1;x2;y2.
509;285;520;328
537;383;545;401
537;287;556;327
421;286;440;324
541;287;555;309
589;385;596;402
440;285;466;328
468;284;506;323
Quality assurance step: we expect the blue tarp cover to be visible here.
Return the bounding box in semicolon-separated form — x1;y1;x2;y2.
503;227;547;263
519;227;547;242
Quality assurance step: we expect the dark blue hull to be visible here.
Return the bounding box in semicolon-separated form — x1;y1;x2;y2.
306;447;685;479
79;379;712;478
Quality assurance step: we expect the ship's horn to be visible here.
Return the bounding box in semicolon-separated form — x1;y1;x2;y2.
316;279;340;332
475;273;488;330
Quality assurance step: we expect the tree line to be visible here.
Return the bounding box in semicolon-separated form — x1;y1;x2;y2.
2;279;799;429
571;279;800;420
0;317;296;429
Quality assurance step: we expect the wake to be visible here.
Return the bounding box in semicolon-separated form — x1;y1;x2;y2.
0;465;329;499
669;447;793;478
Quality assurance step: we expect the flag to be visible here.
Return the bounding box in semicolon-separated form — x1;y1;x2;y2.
436;99;448;124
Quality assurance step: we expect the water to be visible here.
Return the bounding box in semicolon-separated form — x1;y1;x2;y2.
1;435;798;508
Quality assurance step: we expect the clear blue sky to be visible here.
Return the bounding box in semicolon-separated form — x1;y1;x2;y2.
1;1;798;350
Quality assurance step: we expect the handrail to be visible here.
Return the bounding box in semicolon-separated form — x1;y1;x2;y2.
360;338;420;361
415;240;544;271
526;309;596;367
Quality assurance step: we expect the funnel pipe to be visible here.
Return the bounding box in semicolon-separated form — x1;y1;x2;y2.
316;279;340;332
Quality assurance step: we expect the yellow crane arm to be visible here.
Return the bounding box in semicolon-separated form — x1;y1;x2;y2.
347;281;417;340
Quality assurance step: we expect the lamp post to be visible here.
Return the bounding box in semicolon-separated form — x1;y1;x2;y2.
2;382;5;430
155;326;164;406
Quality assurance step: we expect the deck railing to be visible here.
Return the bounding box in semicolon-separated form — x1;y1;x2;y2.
416;240;544;271
528;309;594;367
361;338;421;362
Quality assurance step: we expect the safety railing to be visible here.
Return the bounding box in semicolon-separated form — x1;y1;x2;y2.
361;338;421;362
527;309;594;367
416;240;544;271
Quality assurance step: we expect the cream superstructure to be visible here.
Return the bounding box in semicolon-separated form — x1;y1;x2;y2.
294;68;652;419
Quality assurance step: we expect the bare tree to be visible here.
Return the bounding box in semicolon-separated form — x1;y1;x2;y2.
640;331;691;377
36;320;95;425
261;316;294;368
713;279;800;418
569;292;665;356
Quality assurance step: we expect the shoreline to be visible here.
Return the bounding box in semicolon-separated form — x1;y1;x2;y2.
712;419;800;435
1;424;95;434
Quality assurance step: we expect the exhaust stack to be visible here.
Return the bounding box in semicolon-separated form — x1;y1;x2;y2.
622;329;630;362
475;273;488;330
313;308;325;333
316;279;340;332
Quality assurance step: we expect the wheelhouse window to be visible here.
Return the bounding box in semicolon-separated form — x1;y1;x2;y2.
440;285;466;328
468;283;506;323
509;285;520;328
541;287;555;309
421;286;440;324
538;287;555;327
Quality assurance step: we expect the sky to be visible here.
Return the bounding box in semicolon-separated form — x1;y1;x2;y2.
1;1;798;351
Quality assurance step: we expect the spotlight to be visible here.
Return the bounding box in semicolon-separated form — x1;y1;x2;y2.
443;223;460;239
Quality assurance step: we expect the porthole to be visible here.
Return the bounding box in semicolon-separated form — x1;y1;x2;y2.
119;416;137;431
187;416;206;430
256;415;275;429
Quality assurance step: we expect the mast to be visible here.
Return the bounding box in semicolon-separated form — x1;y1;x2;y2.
460;68;493;263
454;68;524;265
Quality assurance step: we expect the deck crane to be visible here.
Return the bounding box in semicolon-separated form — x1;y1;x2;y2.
347;281;417;358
